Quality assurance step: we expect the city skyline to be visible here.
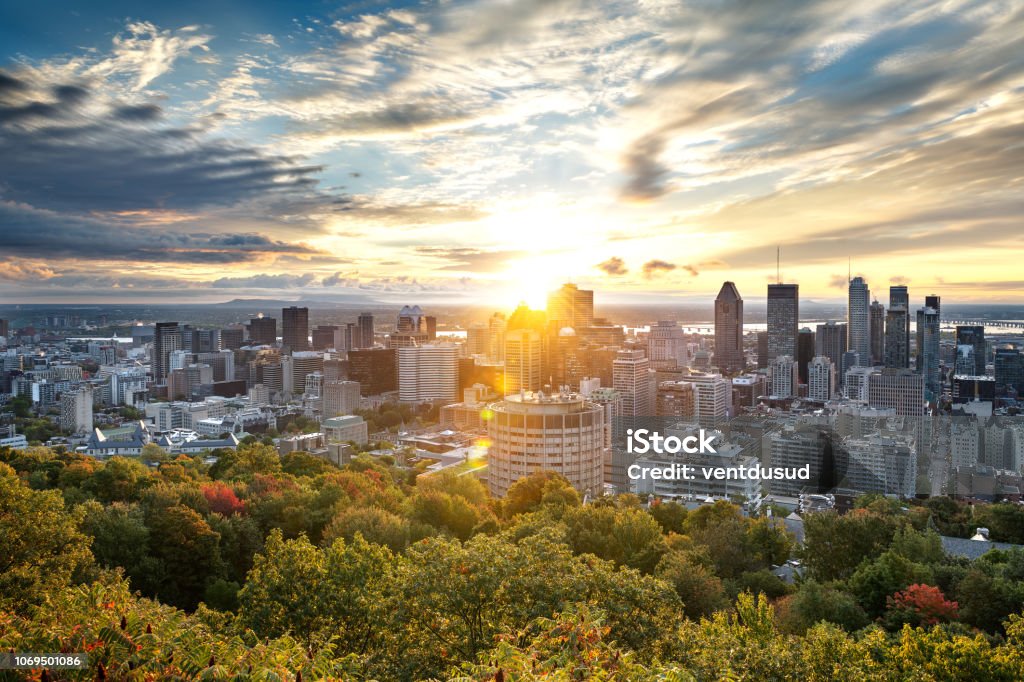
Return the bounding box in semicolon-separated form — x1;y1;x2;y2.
2;1;1024;305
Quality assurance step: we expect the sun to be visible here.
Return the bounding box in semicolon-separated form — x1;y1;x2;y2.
498;257;561;311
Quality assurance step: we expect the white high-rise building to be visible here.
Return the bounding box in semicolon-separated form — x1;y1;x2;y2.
613;349;653;417
60;384;93;434
769;355;798;398
848;276;871;367
647;321;689;370
807;355;836;401
398;344;459;402
486;392;605;498
680;372;731;427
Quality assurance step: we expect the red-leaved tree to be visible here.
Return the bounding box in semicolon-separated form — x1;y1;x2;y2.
202;481;245;516
885;583;958;628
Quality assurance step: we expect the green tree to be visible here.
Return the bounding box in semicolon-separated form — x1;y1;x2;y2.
801;510;902;581
656;550;728;620
0;462;93;612
778;580;869;634
146;504;224;610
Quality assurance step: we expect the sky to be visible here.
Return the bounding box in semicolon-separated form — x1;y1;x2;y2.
1;0;1023;307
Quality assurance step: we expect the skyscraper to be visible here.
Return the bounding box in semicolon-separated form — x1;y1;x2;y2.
152;322;181;383
884;307;910;369
60;384;94;434
955;326;986;376
847;276;870;366
769;355;798;398
808;356;836;401
797;327;815;385
815;321;848;370
504;328;543;394
870;300;885;365
889;285;910;367
767;283;799;362
916;305;941;401
282;306;309;351
357;312;374;349
714;281;744;374
547;282;594;330
398;344;459;402
648;321;689;370
248;315;277;346
613;349;653;417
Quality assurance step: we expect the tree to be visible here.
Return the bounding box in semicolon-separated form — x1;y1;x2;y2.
649;499;688;535
502;470;579;518
0;462;93;612
84;456;154;503
146;504;224;610
281;451;337;478
884;583;958;628
238;530;395;658
563;505;667;574
801;510;902;581
209;443;282;480
201;481;245;516
847;550;934;619
778;580;869;634
79;500;161;595
656;550;728;620
322;506;411;553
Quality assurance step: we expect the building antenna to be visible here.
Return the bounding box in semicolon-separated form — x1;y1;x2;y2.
848;256;851;284
776;246;781;284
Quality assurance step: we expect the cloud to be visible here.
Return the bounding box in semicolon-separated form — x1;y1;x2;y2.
597;257;628;276
0;201;319;264
890;276;912;286
642;259;677;278
0;68;331;217
0;259;57;282
416;247;526;272
211;273;317;289
95;21;214;90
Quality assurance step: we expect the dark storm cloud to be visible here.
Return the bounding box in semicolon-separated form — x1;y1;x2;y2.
0;202;318;264
317;100;473;135
0;69;327;213
112;103;163;122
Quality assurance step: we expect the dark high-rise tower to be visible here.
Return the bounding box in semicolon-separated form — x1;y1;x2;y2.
956;326;986;376
815;321;848;370
153;322;181;383
714;281;744;373
357;312;374;349
886;285;910;369
282;306;309;351
917;303;941;401
870;301;885;366
767;283;799;362
248;315;277;346
797;327;815;385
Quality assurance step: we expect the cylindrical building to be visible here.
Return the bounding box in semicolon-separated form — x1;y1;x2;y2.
486;391;605;498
